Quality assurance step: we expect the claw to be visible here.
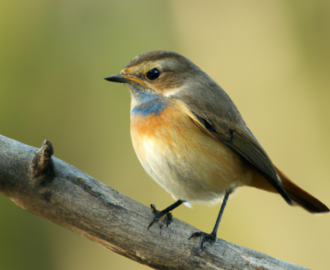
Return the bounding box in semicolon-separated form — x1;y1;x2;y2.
148;216;158;230
148;204;160;230
148;204;174;230
189;231;216;251
150;204;157;214
165;212;172;227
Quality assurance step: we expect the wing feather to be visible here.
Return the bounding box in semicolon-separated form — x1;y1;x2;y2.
188;109;292;204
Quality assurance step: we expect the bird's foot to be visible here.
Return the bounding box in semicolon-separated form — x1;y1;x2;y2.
148;204;173;230
189;231;216;251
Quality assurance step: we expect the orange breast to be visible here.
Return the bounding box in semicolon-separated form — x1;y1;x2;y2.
131;101;183;149
130;99;253;204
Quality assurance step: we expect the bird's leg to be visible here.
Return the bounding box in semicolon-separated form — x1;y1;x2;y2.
189;190;231;250
148;200;184;229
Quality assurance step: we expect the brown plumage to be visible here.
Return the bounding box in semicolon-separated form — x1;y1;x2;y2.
276;167;329;213
105;50;329;249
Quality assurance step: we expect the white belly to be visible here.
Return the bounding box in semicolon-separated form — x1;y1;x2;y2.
130;107;252;205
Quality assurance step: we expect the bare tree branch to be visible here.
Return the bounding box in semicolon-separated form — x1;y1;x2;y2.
0;134;308;270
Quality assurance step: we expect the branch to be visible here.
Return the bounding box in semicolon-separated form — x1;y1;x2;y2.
0;134;307;270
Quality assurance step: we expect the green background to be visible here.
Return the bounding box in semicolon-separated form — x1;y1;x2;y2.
1;1;329;269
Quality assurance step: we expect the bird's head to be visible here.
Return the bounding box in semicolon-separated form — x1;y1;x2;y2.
105;50;210;106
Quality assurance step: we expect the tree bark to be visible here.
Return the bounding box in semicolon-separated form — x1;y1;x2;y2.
0;134;308;270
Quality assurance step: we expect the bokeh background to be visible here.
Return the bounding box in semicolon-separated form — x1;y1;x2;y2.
1;0;329;269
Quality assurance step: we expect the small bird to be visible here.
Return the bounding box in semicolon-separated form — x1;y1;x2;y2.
105;50;329;249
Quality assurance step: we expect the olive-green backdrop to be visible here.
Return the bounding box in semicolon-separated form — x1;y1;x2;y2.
1;1;329;269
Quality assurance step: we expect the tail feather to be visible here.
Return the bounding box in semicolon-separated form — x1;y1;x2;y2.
275;167;329;214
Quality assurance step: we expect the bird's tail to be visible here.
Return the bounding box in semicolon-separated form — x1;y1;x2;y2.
275;167;329;214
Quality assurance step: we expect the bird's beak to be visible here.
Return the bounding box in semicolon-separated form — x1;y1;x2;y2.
104;74;129;83
104;73;147;87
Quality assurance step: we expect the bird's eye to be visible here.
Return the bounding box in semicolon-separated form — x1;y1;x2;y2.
146;67;161;80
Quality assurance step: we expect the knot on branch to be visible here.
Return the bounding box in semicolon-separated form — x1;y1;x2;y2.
29;140;54;184
0;134;309;270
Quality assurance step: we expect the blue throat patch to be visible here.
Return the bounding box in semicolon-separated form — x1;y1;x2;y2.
131;90;168;116
131;100;168;116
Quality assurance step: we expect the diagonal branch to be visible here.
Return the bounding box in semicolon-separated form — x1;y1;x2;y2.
0;134;307;270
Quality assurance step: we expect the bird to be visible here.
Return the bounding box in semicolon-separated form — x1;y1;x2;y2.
104;50;329;250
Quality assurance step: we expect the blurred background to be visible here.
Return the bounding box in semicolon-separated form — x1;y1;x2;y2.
0;0;329;269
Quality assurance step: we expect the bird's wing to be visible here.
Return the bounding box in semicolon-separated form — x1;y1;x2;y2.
185;104;292;204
